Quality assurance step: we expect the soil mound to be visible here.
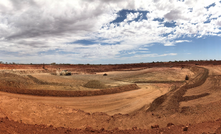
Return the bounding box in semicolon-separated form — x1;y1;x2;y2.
0;72;34;88
0;84;139;97
84;80;106;89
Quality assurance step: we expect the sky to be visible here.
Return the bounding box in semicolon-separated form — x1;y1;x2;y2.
0;0;221;64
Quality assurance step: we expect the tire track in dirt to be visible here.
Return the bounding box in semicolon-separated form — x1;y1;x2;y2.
147;66;209;113
180;76;221;108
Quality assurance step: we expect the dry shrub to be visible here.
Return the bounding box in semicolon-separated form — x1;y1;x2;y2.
185;75;189;80
84;80;106;89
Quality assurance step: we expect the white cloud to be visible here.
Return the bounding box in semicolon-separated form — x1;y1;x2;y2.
175;40;192;43
0;0;221;63
125;12;140;22
213;17;221;26
164;42;175;46
164;9;188;21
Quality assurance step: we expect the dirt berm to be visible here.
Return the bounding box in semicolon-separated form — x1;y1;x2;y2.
147;66;209;113
0;84;139;97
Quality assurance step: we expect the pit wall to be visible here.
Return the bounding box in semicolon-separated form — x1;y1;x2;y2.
166;66;209;111
0;84;139;97
148;66;209;112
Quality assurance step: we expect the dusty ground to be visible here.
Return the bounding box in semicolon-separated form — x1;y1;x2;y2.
1;62;221;133
181;65;221;107
110;67;194;82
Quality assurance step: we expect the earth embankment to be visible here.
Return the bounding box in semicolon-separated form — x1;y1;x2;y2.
147;66;209;113
0;84;139;97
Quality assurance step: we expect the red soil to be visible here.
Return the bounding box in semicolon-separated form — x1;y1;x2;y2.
0;84;139;97
1;117;221;134
1;61;221;133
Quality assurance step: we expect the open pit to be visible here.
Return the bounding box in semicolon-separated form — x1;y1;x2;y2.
1;62;221;133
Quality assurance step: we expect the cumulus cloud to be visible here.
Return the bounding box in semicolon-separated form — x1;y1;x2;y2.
1;0;113;40
0;0;221;63
164;9;183;21
125;12;140;22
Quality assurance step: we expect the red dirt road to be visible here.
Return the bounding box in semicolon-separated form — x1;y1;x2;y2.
0;83;172;127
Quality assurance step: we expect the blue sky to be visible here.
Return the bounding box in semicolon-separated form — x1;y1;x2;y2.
0;0;221;64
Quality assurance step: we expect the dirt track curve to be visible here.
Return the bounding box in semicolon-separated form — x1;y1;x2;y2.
0;83;172;116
